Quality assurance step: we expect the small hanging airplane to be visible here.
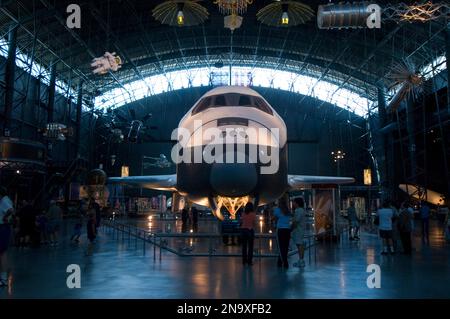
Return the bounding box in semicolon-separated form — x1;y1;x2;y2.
143;154;173;169
108;86;354;220
399;184;446;206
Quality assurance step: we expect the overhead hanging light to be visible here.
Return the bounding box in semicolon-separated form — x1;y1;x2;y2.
257;1;314;27
152;1;209;27
281;10;289;25
177;10;185;25
177;2;185;25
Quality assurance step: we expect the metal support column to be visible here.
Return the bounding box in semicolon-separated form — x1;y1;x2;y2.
75;82;83;156
2;25;18;137
405;96;417;184
376;86;391;199
446;22;450;115
47;62;57;123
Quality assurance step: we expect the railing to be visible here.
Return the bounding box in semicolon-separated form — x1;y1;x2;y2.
101;218;320;264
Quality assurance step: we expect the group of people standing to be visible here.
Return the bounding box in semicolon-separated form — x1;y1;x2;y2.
9;199;63;249
239;197;307;269
0;189;65;287
70;200;102;246
0;188;64;287
375;200;433;255
0;185;105;287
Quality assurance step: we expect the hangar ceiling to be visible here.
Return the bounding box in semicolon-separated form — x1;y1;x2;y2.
0;0;448;116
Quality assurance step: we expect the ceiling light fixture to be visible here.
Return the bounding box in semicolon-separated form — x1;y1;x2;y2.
152;1;209;27
257;1;314;27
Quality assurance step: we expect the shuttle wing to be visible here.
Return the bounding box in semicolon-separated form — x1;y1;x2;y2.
108;174;177;191
288;175;355;189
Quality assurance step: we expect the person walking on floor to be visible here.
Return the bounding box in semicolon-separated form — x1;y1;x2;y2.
191;207;199;233
0;187;14;288
398;202;413;255
406;201;415;232
240;202;256;266
377;201;395;255
390;201;400;252
47;200;63;246
420;202;430;245
85;206;97;256
36;209;49;245
181;208;188;233
88;200;101;236
17;200;36;248
444;206;450;242
71;213;83;243
273;197;292;269
347;201;360;241
292;198;307;268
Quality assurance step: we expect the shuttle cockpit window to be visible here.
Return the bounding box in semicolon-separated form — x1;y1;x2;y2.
214;94;227;106
253;97;273;115
192;96;212;114
191;94;273;115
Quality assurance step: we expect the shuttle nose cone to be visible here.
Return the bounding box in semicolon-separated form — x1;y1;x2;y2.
210;162;257;197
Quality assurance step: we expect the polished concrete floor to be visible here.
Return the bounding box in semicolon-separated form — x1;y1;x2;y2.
1;219;449;299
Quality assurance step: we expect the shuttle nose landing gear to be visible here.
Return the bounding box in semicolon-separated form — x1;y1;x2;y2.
209;195;250;220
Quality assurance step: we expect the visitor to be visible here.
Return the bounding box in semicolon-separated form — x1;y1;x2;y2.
35;209;49;245
47;200;63;246
376;200;395;255
0;187;14;287
11;205;20;247
88;200;101;234
444;206;450;242
405;201;415;232
95;203;103;231
291;198;307;268
240;202;256;266
420;202;430;244
390;201;400;251
86;210;97;256
273;197;292;269
71;213;83;243
191;207;199;233
181;208;188;233
347;200;360;241
188;207;193;227
87;204;97;242
17;200;36;248
263;206;271;223
398;202;412;255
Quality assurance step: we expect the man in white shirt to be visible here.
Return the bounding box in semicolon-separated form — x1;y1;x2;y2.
0;186;14;287
377;201;394;255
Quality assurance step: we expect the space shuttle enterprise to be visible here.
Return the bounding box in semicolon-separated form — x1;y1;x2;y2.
109;86;355;220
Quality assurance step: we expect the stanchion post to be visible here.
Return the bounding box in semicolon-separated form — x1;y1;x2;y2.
308;236;311;263
135;230;138;249
208;235;212;256
314;237;317;263
153;235;156;261
143;235;146;256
